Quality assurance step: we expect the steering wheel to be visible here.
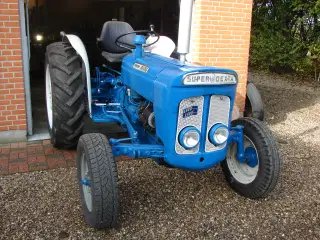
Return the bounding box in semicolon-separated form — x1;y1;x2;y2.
115;30;160;50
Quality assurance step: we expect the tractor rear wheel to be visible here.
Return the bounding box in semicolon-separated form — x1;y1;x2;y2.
244;82;264;121
45;42;85;148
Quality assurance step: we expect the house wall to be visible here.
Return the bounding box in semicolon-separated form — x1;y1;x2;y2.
0;0;27;142
191;0;253;111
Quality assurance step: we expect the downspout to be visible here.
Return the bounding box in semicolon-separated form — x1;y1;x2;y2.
177;0;194;64
19;0;33;136
26;0;30;59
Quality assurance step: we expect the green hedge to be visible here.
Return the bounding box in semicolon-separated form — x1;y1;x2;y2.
250;0;320;73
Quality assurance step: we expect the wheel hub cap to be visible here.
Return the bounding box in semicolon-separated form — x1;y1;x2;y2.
245;147;259;168
227;136;259;184
45;65;53;129
81;153;93;212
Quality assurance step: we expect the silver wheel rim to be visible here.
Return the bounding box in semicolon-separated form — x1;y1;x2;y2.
227;135;259;184
45;65;53;129
81;153;93;212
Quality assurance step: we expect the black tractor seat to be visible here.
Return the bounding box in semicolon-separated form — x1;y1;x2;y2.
97;21;134;63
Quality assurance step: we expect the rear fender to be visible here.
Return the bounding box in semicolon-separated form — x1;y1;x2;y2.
64;34;92;116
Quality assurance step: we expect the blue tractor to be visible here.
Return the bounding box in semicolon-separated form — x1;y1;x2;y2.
44;1;281;229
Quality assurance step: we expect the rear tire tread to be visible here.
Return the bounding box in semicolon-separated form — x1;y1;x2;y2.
46;41;85;148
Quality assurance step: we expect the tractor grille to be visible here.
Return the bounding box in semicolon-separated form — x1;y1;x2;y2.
175;95;230;155
175;96;204;155
205;95;230;152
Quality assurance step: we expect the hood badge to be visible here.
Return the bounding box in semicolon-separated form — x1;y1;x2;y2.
133;63;150;73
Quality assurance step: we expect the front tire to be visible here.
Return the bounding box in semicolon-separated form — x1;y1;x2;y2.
45;42;85;148
77;133;119;229
221;118;281;199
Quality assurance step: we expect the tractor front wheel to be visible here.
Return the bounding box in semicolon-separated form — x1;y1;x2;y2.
45;42;85;148
77;133;119;229
221;118;281;199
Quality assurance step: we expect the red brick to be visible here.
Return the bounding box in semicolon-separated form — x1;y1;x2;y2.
1;148;10;154
8;104;19;110
4;21;19;27
27;145;43;154
10;142;18;148
47;157;68;169
9;152;19;160
0;126;9;131
9;162;28;173
2;0;18;3
5;94;15;100
9;15;19;21
8;164;19;174
63;151;74;160
7;115;16;120
0;167;8;175
0;9;19;15
0;15;9;21
8;125;18;130
18;142;27;148
18;152;27;159
18;124;26;130
12;120;26;125
28;162;48;172
28;155;46;164
0;158;9;167
8;3;18;10
44;147;54;155
18;162;28;173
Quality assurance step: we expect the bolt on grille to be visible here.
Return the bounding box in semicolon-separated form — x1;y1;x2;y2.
175;95;230;155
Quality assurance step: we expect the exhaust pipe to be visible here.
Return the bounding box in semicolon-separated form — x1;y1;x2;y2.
177;0;194;64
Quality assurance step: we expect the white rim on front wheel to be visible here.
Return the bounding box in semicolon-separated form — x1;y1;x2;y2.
226;136;259;184
81;153;93;212
45;65;53;129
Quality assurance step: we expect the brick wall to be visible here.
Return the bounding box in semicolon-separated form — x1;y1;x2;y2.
0;0;26;132
191;0;253;111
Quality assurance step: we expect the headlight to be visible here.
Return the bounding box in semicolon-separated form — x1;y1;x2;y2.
179;127;200;149
209;124;229;146
183;73;237;85
35;34;43;42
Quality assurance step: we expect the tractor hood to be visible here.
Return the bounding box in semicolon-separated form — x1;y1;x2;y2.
121;52;239;170
121;52;238;102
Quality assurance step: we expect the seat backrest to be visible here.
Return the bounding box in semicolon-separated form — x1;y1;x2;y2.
99;21;134;54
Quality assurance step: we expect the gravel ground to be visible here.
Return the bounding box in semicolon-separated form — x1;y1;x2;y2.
1;72;320;240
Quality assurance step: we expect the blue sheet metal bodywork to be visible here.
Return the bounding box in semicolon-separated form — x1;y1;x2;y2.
89;35;246;171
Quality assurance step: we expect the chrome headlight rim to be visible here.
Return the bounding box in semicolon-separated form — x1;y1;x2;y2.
209;124;229;146
179;126;201;149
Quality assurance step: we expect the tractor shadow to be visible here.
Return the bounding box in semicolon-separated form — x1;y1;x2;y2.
116;161;227;227
249;71;320;125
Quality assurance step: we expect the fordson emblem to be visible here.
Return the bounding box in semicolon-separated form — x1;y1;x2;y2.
183;106;198;118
